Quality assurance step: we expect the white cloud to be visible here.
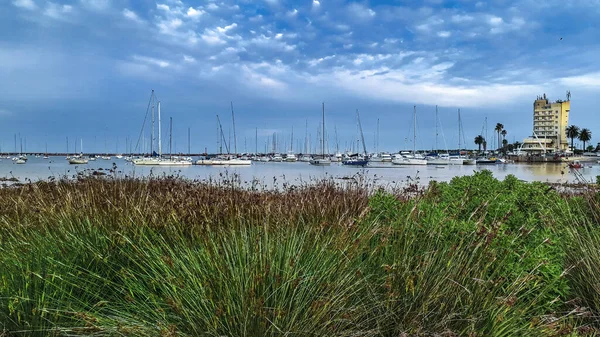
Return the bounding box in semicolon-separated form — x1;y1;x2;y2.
287;8;298;17
157;4;170;11
44;2;73;20
132;55;170;68
201;24;238;45
560;72;600;88
347;3;376;21
451;14;473;23
274;33;283;39
123;8;142;22
80;0;109;11
187;7;204;18
183;55;196;63
12;0;36;10
437;31;451;38
206;3;219;10
158;18;183;35
312;0;320;9
488;16;504;26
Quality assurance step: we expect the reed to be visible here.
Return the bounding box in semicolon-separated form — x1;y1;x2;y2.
0;172;598;336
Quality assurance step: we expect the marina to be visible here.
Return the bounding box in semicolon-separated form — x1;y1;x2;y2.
1;155;598;186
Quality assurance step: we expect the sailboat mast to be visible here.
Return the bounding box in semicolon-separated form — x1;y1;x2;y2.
322;102;325;157
290;126;294;152
413;105;417;154
188;127;191;155
357;109;367;156
435;105;438;152
377;118;380;153
81;138;83;154
458;109;461;151
151;90;155;155
231;101;237;155
169;117;173;160
255;127;258;155
158;101;162;157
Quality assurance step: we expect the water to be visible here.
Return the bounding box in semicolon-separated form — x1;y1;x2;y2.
1;156;598;187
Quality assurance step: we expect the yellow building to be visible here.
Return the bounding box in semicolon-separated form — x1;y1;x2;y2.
521;93;570;153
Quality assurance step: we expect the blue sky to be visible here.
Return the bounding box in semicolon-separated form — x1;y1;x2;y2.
1;0;599;154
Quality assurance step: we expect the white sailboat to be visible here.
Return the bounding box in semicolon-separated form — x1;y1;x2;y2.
133;92;191;166
310;102;331;166
393;106;427;165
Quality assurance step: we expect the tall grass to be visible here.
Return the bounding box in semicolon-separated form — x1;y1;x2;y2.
0;172;599;336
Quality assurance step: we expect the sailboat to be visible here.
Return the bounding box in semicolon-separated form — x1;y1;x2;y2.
285;127;297;162
133;91;191;166
457;109;475;165
392;106;427;165
310;102;331;166
342;109;369;166
68;139;89;164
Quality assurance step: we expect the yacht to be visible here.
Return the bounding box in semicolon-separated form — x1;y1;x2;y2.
285;152;298;162
271;153;284;162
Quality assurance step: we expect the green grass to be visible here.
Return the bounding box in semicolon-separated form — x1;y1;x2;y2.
1;172;599;336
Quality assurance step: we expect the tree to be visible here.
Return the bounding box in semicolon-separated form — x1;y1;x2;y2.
566;125;580;152
474;135;485;153
586;145;595;152
579;128;592;151
495;123;504;150
502;139;508;152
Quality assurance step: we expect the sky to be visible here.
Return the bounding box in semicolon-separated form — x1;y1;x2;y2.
1;0;600;154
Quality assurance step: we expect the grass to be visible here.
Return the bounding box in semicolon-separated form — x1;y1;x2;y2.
1;171;600;336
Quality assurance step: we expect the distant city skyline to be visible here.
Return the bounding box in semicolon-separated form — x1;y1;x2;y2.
1;0;599;153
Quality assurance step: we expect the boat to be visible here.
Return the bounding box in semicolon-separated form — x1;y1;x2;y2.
463;158;476;165
310;102;331;166
342;109;369;167
68;157;89;165
285;153;298;162
393;106;427;165
16;159;26;164
299;155;311;162
259;156;271;162
569;161;582;169
476;158;497;165
271;154;284;162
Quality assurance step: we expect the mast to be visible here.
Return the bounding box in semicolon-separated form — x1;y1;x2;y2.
458;109;461;152
169;117;173;160
435;105;438;152
188;127;191;155
305;119;308;154
255;127;258;155
216;115;229;154
81;138;83;154
377;118;380;153
231;101;237;155
66;136;69;154
158;101;162;157
290;126;294;152
413;105;417;154
151;90;155;156
322;102;325;157
357;109;367;156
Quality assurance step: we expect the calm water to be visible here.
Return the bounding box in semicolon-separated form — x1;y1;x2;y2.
1;156;598;187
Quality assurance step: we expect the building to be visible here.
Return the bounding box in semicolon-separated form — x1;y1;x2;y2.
521;93;570;153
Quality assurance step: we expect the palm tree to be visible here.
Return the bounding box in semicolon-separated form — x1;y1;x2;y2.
474;135;485;153
502;139;508;151
579;128;592;151
495;123;504;150
566;125;580;152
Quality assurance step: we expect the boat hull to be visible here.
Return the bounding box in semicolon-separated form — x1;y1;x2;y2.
342;160;369;167
310;159;331;166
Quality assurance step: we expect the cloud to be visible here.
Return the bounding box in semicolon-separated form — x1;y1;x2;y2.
157;4;170;11
79;0;109;11
123;8;142;22
187;7;204;18
12;0;36;10
183;55;196;62
312;0;320;9
560;72;600;88
44;2;73;20
451;14;473;23
132;55;170;68
347;3;376;21
437;31;451;38
206;3;219;10
201;23;238;45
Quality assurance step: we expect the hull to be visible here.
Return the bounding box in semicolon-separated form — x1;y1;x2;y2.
427;159;450;165
342;160;369;167
310;159;331;166
392;158;427;165
463;159;476;165
476;159;497;165
211;159;252;165
68;158;89;164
